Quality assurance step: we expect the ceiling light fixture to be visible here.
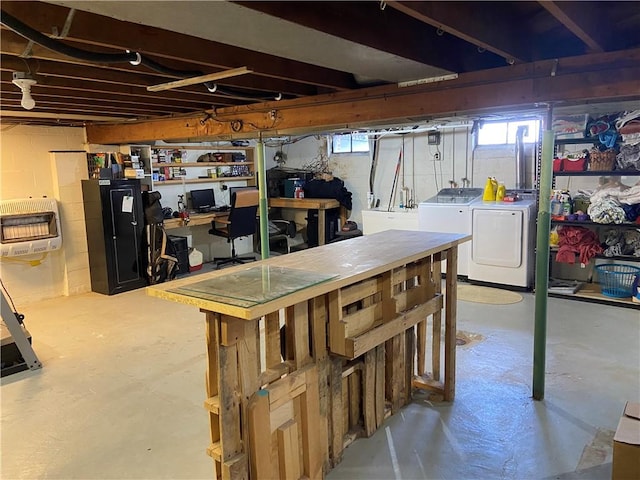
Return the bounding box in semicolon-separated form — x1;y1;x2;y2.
12;72;36;110
147;67;253;92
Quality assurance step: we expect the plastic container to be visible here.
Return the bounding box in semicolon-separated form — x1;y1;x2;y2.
596;264;640;298
483;177;497;201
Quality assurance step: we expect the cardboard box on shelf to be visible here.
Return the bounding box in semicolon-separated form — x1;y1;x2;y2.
612;402;640;479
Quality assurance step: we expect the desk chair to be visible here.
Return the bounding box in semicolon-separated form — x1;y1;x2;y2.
209;188;259;268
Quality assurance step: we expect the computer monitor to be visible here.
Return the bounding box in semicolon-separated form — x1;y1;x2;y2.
228;186;255;204
190;188;216;212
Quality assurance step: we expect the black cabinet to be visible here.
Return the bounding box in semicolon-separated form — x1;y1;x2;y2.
82;179;147;295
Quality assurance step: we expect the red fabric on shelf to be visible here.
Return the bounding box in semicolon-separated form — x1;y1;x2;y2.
555;226;603;264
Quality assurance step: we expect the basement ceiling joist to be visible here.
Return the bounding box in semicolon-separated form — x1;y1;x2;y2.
1;1;638;129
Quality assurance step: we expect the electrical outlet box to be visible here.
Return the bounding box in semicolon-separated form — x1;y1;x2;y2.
434;152;441;161
428;132;441;145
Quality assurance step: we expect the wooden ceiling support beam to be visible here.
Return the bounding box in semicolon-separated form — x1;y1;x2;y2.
86;49;640;145
539;1;611;53
1;1;357;91
386;1;530;63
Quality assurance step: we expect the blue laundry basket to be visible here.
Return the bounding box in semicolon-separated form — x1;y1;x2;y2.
596;264;640;298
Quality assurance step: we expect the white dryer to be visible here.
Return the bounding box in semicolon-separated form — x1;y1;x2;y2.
468;198;537;288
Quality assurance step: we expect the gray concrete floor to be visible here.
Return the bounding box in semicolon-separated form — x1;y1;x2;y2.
2;275;638;479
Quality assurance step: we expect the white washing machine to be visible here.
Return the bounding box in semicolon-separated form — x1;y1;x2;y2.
418;188;483;277
468;198;537;288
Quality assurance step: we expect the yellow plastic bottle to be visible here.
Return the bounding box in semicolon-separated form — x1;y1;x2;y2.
483;177;497;201
496;182;506;201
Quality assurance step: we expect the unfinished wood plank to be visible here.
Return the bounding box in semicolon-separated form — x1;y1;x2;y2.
416;258;432;377
220;315;246;346
217;314;244;474
345;295;443;358
341;376;349;436
277;420;301;480
362;350;376;437
309;296;330;473
204;396;220;415
413;374;445;393
309;296;328;361
328;290;347;356
343;303;382;337
206;312;222;469
221;453;249;480
259;362;291;386
237;320;261;475
349;370;361;429
269;400;295;434
287;302;312;368
444;246;458;402
265;311;282;368
404;328;415;405
301;366;324;480
248;390;274;479
375;344;385;429
432;252;443;382
340;278;379;306
267;367;308;411
329;356;344;466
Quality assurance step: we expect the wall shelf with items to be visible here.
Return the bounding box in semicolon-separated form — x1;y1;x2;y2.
148;145;255;189
548;167;640;309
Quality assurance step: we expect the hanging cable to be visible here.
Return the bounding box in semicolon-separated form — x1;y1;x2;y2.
0;9;282;102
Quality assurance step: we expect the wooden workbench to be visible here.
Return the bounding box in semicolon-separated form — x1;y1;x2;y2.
147;230;469;479
268;197;343;246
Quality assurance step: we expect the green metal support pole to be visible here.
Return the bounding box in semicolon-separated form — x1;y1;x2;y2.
533;107;554;400
256;139;270;260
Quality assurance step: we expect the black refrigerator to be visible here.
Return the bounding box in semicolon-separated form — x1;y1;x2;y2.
82;179;147;295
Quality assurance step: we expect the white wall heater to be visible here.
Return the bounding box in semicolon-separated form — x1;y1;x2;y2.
0;198;62;257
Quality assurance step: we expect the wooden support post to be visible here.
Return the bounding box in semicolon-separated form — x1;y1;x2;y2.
205;312;222;478
444;246;458;401
416;258;432;376
329;356;344;466
432;252;443;382
404;327;415;405
375;344;385;428
362;350;377;437
218;323;245;479
309;296;330;472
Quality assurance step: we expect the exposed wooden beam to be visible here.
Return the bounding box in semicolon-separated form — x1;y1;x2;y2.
1;1;358;91
234;1;506;72
0;29;316;97
539;1;610;53
386;1;530;63
85;49;640;144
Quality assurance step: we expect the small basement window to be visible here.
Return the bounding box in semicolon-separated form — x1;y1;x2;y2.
477;119;540;146
331;132;369;154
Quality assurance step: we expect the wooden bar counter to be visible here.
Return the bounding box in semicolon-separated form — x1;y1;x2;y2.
147;230;470;479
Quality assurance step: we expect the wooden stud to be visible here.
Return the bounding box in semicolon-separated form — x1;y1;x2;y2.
432;252;443;382
301;367;324;480
375;344;385;429
349;370;361;429
218;333;244;478
417;258;432;377
205;313;222;478
362;350;377;437
287;302;312;368
265;311;282;369
248;390;274;479
329;356;344;466
277;420;301;480
444;246;458;401
405;327;415;405
328;290;346;356
309;296;330;472
342;376;349;436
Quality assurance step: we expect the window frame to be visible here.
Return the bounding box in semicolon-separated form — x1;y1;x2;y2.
476;119;540;146
330;132;370;154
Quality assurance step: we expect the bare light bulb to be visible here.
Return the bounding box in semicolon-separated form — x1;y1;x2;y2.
12;73;37;110
20;90;36;110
